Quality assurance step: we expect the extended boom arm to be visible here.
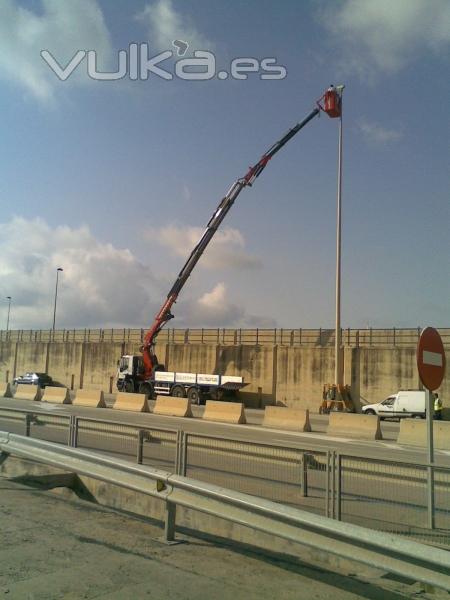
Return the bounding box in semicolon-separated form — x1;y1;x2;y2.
141;87;341;378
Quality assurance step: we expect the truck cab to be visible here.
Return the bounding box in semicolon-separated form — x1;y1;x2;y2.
116;355;145;393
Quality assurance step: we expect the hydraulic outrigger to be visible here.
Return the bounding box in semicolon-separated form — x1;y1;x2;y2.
139;86;342;383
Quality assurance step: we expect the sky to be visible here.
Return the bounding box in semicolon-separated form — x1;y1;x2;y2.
0;0;449;331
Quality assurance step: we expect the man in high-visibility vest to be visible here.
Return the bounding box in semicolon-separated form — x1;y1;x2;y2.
434;393;443;420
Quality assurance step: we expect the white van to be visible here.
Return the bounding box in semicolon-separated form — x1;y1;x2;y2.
361;390;431;420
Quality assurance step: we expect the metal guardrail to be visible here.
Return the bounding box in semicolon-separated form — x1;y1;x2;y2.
0;431;449;591
0;405;448;548
1;327;450;347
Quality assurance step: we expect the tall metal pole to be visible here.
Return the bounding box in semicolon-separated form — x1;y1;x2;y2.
52;268;63;339
426;387;435;529
6;296;11;332
334;85;345;386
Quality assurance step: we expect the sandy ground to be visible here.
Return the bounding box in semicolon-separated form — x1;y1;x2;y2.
0;478;437;600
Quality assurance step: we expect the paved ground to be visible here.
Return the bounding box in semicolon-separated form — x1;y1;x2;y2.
0;478;434;600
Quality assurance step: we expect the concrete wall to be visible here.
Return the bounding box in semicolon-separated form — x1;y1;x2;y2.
276;347;335;410
0;341;448;411
47;342;83;390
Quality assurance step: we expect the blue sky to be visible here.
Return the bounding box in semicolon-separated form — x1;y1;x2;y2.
0;0;449;330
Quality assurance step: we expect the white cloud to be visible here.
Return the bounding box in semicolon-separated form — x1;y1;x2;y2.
319;0;450;76
179;282;275;328
0;217;161;329
194;282;243;326
357;118;403;144
136;0;211;52
0;218;272;330
148;225;262;270
0;0;112;101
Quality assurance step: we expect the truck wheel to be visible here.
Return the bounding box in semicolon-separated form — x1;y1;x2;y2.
213;389;224;401
171;385;185;398
364;409;376;415
124;380;134;393
138;382;153;398
187;387;201;405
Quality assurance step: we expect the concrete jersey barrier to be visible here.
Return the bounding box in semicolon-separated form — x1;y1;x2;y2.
42;386;71;404
0;383;12;398
397;419;450;451
14;384;41;402
262;406;312;432
202;400;246;424
327;412;382;441
73;389;106;408
153;396;193;418
114;392;150;413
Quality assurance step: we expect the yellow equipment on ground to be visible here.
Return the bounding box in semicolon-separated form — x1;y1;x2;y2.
320;383;354;414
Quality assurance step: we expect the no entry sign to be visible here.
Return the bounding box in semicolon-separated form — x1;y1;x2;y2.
417;327;446;391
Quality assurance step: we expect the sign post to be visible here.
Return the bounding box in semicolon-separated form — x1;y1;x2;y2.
416;327;446;529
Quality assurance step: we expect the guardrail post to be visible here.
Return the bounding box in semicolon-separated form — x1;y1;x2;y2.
73;417;79;448
325;450;330;518
331;451;336;519
336;453;342;521
180;431;187;476
324;450;338;519
164;501;177;542
175;430;187;476
175;430;181;473
300;452;308;497
25;413;32;437
137;430;145;464
68;416;78;448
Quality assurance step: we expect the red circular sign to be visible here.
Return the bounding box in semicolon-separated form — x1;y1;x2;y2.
417;327;446;391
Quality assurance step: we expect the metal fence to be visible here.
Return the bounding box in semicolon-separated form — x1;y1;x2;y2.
1;327;450;347
0;405;448;547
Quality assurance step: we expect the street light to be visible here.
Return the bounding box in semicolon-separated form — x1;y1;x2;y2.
52;268;63;337
334;84;345;387
5;296;11;332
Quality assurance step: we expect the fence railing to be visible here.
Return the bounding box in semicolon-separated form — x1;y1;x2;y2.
0;405;448;548
2;429;448;591
1;327;449;347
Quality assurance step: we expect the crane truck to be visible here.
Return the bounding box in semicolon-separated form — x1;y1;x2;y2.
116;86;342;402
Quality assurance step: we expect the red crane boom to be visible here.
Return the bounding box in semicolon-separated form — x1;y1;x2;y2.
141;86;341;379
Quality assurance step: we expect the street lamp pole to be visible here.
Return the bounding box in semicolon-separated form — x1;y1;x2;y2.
334;85;345;387
5;296;11;332
52;268;63;338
